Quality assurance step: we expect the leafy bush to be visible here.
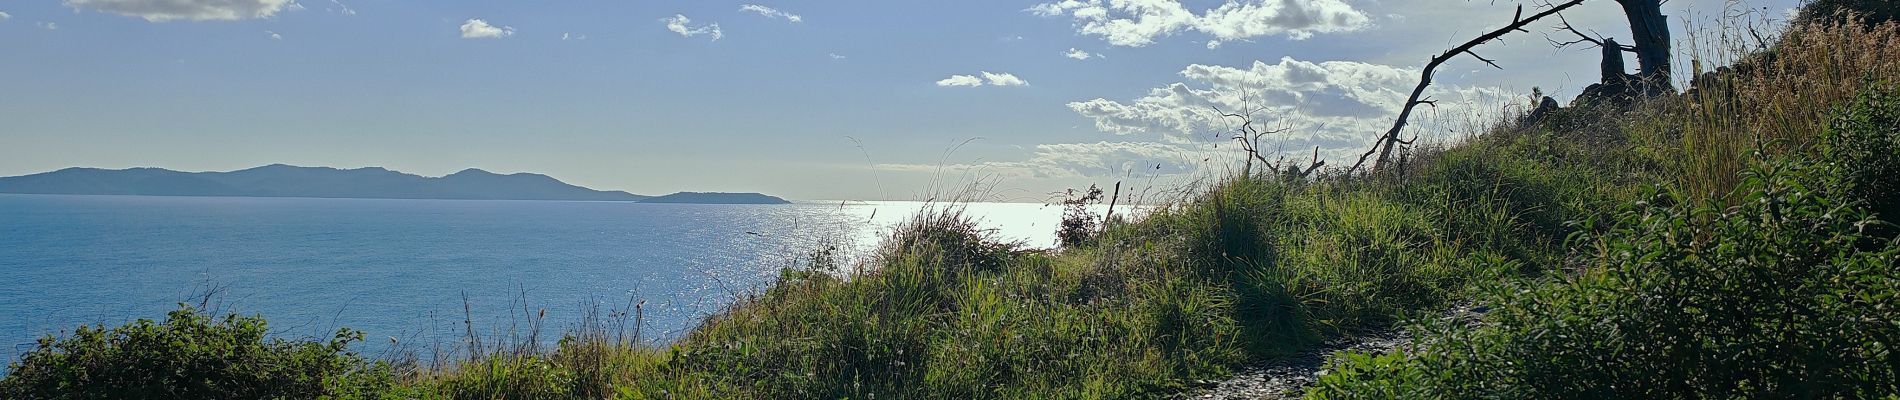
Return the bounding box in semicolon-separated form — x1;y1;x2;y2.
1824;82;1900;230
1057;185;1105;248
0;305;396;400
1307;156;1900;399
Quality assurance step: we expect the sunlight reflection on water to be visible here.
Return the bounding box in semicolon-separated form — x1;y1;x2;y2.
0;195;1135;361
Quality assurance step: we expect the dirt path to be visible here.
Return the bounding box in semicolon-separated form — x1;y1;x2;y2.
1176;331;1408;399
1178;305;1486;399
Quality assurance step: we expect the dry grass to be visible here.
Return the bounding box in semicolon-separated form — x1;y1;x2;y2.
1674;19;1900;200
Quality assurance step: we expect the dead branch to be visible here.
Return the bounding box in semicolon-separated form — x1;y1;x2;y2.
1298;146;1326;178
1347;0;1590;175
1547;10;1638;51
1216;107;1285;175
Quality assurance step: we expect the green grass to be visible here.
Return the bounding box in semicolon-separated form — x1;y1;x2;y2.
7;14;1900;400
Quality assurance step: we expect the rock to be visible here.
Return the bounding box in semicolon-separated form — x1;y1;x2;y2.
1572;38;1673;108
1518;96;1561;129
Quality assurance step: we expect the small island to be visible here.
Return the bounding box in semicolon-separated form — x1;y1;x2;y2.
639;192;791;204
0;165;790;205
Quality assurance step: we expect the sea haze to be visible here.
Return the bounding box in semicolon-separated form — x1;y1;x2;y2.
0;194;1079;360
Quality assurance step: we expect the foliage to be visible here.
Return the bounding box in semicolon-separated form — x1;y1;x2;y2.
1057;185;1106;248
1823;82;1900;229
0;305;397;400
1307;156;1900;399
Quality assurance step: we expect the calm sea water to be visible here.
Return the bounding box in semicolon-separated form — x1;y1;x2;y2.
0;194;1077;361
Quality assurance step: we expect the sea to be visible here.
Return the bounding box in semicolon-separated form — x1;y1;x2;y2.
0;193;1086;362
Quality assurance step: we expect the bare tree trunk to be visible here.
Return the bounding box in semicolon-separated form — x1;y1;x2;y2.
1618;0;1673;90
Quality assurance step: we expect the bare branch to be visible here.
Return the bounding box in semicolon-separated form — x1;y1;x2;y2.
1549;11;1637;52
1346;0;1589;175
1465;49;1503;69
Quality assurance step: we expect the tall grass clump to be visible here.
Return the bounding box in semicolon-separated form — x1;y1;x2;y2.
1672;18;1900;200
397;295;669;399
641;205;1241;399
1126;150;1597;359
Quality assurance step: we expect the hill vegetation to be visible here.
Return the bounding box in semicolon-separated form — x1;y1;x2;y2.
4;7;1898;400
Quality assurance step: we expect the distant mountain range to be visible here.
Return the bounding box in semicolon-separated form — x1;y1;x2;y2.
641;192;790;204
0;165;790;204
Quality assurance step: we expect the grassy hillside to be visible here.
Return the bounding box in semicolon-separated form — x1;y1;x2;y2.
5;15;1899;400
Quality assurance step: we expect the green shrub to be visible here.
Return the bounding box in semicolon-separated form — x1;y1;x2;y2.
1307;156;1900;399
1824;82;1900;231
1057;185;1106;248
0;305;396;400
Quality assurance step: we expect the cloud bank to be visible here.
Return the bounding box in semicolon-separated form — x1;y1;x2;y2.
1028;0;1370;46
63;0;296;22
1068;56;1514;160
938;71;1030;87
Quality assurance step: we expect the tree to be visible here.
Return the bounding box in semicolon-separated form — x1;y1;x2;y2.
1351;0;1677;173
1616;0;1673;89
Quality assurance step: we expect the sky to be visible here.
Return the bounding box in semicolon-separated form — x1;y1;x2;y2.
0;0;1801;202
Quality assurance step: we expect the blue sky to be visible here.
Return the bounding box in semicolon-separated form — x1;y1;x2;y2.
0;0;1798;201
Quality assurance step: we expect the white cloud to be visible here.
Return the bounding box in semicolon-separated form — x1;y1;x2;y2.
936;72;1030;87
981;71;1029;86
562;32;586;41
1027;0;1369;47
459;18;513;39
739;4;801;23
1206;40;1222;49
829;53;847;60
267;30;280;40
1067;56;1513;160
40;21;57;30
663;14;723;41
1064;48;1095;60
0;11;11;20
936;75;983;87
327;0;353;15
63;0;297;22
901;57;1520;182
